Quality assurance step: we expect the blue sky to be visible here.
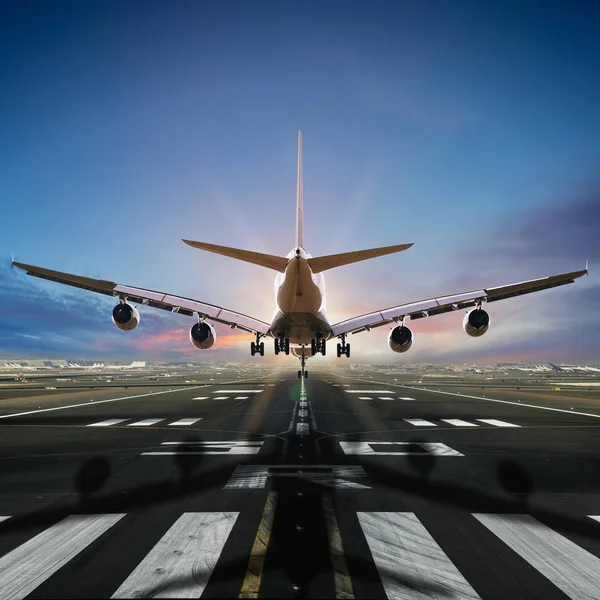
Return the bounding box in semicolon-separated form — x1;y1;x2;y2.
1;0;599;363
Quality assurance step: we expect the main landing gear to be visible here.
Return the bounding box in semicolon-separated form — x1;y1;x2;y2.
250;332;264;356
310;333;326;356
297;350;308;379
274;333;290;356
336;333;350;358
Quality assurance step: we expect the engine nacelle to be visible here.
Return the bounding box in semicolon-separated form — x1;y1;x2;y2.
388;325;413;353
112;303;140;331
190;322;216;349
463;308;490;337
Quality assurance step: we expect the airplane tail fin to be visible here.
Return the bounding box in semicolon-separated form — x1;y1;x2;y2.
296;130;303;249
182;240;288;272
308;243;414;273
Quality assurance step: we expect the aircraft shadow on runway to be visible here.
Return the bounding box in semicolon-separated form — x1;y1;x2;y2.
1;428;599;597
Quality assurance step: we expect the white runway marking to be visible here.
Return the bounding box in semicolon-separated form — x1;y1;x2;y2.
213;396;228;400
358;512;480;599
340;441;463;456
142;441;263;456
589;515;600;523
168;418;202;426
399;397;416;401
404;419;437;427
0;387;205;420
296;423;310;436
441;419;478;427
358;396;372;400
225;465;371;489
213;390;262;393
475;513;600;600
111;512;238;599
346;390;394;394
378;396;394;400
87;419;127;427
127;418;163;427
476;419;521;428
234;396;249;400
0;513;125;600
400;385;600;419
192;396;209;400
0;517;9;524
298;410;308;418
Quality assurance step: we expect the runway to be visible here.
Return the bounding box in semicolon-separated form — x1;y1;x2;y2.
1;367;600;598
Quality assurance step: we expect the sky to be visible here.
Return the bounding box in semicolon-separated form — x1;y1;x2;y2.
1;0;599;364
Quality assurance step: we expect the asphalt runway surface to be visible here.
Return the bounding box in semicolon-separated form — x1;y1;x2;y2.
1;368;600;599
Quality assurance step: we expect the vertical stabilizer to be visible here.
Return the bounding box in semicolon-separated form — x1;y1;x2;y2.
296;130;303;249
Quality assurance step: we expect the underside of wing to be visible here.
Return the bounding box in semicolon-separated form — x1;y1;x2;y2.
331;267;588;337
12;261;271;335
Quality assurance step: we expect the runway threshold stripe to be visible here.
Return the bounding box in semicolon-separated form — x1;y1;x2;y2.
404;419;437;427
112;512;238;599
168;418;202;426
476;419;521;428
475;514;600;599
0;513;125;600
0;517;10;524
239;492;277;598
441;419;478;427
358;512;480;599
127;418;163;427
323;494;355;599
192;396;209;400
87;419;127;427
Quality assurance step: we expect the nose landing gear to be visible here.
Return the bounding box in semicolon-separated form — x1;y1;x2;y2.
297;348;308;379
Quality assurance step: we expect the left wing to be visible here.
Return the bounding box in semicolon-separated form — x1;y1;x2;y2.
330;267;588;337
12;261;271;335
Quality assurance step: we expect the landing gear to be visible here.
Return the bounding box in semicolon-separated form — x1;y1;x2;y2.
298;348;308;378
274;334;290;356
250;333;264;357
310;333;326;356
336;333;350;358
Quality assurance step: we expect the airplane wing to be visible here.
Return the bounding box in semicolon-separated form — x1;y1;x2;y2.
12;261;271;335
330;267;588;337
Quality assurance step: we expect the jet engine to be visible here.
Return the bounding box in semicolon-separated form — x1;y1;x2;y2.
388;325;413;353
190;322;216;349
112;303;140;331
463;308;490;337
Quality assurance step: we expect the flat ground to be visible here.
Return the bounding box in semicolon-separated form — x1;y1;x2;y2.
1;366;600;599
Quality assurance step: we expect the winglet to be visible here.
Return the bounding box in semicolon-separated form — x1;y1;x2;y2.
586;259;589;274
11;253;14;268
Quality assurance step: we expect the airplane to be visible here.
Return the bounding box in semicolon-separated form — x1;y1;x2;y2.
13;132;588;379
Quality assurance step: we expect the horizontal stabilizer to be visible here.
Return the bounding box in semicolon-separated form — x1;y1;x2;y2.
308;243;413;273
182;240;288;272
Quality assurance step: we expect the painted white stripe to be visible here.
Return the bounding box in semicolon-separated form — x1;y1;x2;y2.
378;396;394;400
0;517;10;524
359;512;480;599
298;410;308;418
0;386;205;420
160;441;262;446
340;441;463;456
476;419;521;428
168;418;202;426
299;402;307;408
400;385;600;419
404;419;437;427
86;419;127;427
441;419;478;427
358;396;372;400
213;390;262;393
143;449;262;456
399;397;416;401
296;423;309;436
127;419;163;427
192;396;209;400
589;515;600;523
112;512;238;599
234;396;249;400
346;390;393;393
213;396;228;400
0;514;125;600
475;513;600;600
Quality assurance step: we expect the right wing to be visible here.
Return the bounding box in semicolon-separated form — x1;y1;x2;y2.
330;267;588;337
12;261;271;335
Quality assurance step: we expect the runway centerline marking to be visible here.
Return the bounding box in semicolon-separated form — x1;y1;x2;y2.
0;386;205;420
340;441;463;456
399;385;600;419
476;419;521;428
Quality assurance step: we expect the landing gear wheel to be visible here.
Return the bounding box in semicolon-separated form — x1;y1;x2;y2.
304;371;308;378
274;339;280;355
259;342;264;356
285;338;290;355
250;342;256;356
298;370;302;379
346;343;350;358
337;343;341;358
311;339;317;356
320;339;326;356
